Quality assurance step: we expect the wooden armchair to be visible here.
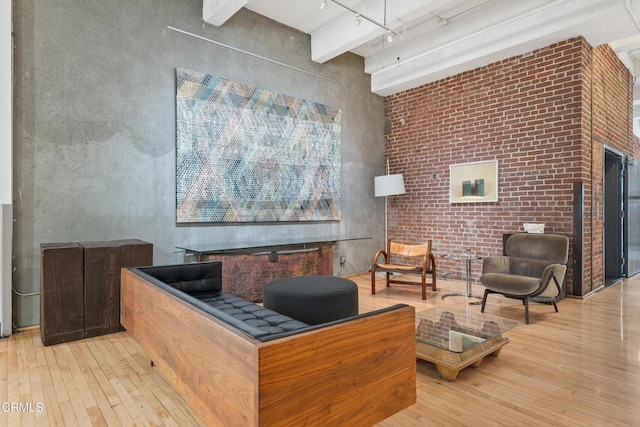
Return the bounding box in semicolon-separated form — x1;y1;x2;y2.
371;240;437;300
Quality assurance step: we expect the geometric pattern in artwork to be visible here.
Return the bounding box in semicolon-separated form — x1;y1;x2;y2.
175;68;342;223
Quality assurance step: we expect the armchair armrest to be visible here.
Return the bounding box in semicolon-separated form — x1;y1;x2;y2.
482;256;509;274
427;252;436;273
372;249;388;268
536;264;567;297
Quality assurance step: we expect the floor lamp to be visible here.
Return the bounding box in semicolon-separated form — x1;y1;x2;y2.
374;164;406;247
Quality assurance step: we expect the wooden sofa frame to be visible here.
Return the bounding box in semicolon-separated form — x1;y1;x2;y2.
120;268;416;426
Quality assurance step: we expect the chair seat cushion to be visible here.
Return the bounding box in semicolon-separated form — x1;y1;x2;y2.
377;263;420;272
480;273;541;295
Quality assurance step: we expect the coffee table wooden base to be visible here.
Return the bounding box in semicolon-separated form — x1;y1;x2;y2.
416;334;510;381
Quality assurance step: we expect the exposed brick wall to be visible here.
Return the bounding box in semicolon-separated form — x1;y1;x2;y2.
578;38;594;293
591;45;633;152
384;37;632;295
584;43;634;293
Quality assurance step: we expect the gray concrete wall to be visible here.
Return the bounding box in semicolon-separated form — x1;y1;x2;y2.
12;0;386;327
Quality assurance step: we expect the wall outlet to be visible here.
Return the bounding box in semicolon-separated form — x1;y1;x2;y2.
339;256;346;266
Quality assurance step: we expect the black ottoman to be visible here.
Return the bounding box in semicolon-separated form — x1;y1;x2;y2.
263;276;359;325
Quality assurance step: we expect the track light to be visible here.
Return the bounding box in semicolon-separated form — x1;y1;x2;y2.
320;0;403;44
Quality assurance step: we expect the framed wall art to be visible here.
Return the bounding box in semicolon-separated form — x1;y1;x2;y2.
175;68;342;223
449;160;498;203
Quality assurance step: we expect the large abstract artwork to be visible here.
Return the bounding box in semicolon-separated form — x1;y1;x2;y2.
176;68;342;223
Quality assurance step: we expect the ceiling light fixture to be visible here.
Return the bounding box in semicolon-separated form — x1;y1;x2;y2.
321;0;401;41
386;30;394;43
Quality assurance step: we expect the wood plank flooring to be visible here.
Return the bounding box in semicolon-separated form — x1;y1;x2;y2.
1;273;640;426
366;273;640;427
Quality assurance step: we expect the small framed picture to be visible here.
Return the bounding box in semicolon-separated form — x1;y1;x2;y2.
449;160;498;203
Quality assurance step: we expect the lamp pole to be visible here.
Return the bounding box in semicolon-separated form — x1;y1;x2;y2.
374;160;405;248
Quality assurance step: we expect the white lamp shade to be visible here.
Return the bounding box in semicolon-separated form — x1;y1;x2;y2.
374;174;406;197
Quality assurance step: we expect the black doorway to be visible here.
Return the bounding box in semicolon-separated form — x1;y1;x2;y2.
604;149;624;286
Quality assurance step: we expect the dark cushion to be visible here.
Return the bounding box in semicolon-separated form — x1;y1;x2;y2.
132;266;309;339
263;276;358;325
195;292;309;334
138;261;222;294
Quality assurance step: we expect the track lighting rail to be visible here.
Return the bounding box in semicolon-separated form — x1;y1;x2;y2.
321;0;401;42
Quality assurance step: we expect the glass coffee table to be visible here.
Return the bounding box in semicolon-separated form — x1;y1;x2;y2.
415;307;518;381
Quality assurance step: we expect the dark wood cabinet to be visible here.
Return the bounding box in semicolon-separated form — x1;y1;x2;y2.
40;239;152;346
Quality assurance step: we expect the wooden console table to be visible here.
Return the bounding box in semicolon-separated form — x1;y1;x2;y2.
176;236;369;302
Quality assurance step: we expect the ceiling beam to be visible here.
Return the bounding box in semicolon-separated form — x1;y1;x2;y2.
311;0;453;63
202;0;249;27
370;0;637;96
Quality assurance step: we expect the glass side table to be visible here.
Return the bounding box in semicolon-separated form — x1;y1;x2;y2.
440;252;483;305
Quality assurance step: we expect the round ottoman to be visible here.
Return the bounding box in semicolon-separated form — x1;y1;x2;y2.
263;276;359;325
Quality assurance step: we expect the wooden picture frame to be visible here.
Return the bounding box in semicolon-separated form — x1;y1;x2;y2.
449;160;498;203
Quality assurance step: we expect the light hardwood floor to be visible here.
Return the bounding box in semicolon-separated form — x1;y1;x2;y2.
1;274;640;426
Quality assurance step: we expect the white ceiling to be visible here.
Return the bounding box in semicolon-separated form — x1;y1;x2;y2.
204;0;640;101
